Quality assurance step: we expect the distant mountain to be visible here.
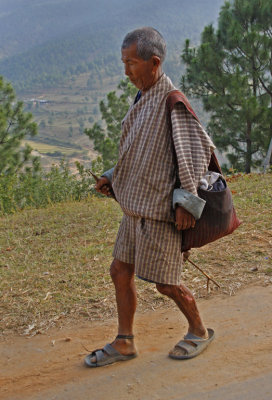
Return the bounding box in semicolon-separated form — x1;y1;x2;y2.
0;0;225;89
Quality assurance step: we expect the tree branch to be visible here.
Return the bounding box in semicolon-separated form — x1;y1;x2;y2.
259;76;272;97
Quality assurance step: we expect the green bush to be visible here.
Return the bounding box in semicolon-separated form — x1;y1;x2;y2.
0;160;95;215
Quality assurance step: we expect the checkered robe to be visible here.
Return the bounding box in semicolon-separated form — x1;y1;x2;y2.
112;74;215;222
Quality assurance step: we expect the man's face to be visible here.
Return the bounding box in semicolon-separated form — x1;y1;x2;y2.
121;42;156;92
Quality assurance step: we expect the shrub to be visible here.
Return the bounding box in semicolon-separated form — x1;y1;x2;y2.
0;160;95;214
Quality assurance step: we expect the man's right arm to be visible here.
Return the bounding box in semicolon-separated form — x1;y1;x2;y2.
95;167;115;197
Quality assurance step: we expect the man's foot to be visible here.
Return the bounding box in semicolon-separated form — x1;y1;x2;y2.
169;328;214;359
85;335;137;368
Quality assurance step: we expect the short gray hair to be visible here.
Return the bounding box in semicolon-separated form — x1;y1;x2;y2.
122;27;166;63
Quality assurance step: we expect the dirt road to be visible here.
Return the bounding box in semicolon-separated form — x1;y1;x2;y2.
1;285;272;400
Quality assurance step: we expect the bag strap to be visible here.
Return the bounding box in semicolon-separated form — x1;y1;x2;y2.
166;90;200;123
166;90;222;174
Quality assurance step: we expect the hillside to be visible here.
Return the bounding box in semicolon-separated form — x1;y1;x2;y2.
0;0;226;167
0;0;225;89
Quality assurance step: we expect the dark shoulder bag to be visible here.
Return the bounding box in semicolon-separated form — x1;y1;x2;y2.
166;90;242;252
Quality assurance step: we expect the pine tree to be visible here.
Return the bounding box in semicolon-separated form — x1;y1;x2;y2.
0;76;37;174
85;79;137;170
181;0;272;172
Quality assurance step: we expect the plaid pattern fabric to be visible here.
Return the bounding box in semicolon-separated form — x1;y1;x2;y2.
171;103;215;196
112;74;215;222
113;214;183;284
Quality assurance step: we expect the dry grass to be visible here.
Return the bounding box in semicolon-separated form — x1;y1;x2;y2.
0;173;271;336
182;172;272;297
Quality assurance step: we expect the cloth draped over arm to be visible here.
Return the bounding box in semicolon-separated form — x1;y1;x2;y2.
171;103;216;219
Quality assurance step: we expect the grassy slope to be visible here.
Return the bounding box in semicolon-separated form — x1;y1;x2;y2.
0;173;271;336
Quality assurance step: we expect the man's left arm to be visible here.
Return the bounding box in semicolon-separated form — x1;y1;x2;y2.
171;103;216;230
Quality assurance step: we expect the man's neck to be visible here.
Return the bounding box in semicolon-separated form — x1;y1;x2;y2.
142;69;164;95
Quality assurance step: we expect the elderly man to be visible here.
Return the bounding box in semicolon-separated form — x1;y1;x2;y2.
85;27;215;368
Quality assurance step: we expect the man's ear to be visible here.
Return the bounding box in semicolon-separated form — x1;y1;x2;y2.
152;55;161;67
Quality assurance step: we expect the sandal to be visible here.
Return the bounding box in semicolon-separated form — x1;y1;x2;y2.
169;328;215;360
84;334;138;368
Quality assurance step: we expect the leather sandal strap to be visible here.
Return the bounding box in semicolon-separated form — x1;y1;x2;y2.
116;334;134;340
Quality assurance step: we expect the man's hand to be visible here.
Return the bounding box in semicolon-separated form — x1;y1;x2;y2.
175;205;196;231
95;177;113;197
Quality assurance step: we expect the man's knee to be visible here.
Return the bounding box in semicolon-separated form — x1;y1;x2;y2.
110;259;134;282
156;283;194;301
156;283;174;297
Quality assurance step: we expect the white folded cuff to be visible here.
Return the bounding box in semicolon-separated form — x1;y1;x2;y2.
173;188;206;220
101;167;115;183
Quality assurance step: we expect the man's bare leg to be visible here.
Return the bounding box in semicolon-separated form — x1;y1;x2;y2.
91;259;137;363
156;283;208;356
